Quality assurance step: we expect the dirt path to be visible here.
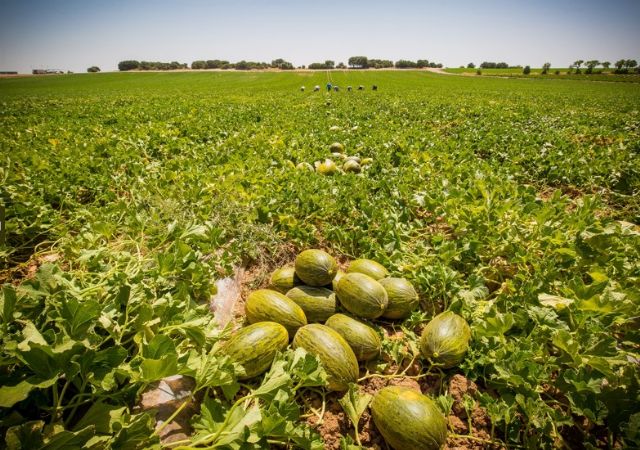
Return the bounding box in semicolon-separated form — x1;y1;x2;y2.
424;67;458;76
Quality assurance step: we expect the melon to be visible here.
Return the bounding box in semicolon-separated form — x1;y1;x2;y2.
346;259;389;280
292;324;359;391
379;277;419;319
325;314;381;361
336;272;388;319
269;266;301;293
371;386;447;450
245;289;307;338
343;160;362;173
294;249;338;286
222;322;288;379
419;311;471;368
286;286;336;322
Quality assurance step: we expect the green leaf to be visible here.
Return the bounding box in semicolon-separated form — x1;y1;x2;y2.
538;293;574;311
1;284;17;325
73;401;127;434
139;355;178;382
0;377;58;407
338;383;372;431
5;421;45;449
40;426;95;450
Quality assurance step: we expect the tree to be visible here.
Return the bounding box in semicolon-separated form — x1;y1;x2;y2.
118;60;140;71
585;60;599;74
625;59;638;70
324;60;335;69
336;62;346;69
467;62;475;69
573;60;584;73
348;56;368;68
614;59;626;72
395;60;417;68
416;60;429;68
87;66;100;73
541;62;551;74
271;58;293;70
191;60;206;69
601;61;611;70
523;65;531;75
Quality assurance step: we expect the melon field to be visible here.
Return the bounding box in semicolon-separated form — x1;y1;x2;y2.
1;71;639;449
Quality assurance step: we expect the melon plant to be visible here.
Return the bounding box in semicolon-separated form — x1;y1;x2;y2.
286;286;336;322
221;322;289;379
336;272;388;319
292;324;358;391
379;277;419;319
269;266;301;293
371;386;447;450
325;313;381;361
245;289;307;338
346;259;389;280
294;249;338;286
419;311;471;368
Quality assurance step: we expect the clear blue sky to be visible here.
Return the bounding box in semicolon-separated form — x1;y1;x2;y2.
1;0;639;73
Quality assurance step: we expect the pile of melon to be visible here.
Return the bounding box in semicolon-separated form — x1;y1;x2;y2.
222;248;471;450
292;142;373;175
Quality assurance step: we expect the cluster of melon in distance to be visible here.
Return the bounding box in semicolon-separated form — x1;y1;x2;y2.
221;248;472;450
291;142;373;175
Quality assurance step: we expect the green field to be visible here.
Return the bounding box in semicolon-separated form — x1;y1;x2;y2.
1;71;639;449
444;67;640;83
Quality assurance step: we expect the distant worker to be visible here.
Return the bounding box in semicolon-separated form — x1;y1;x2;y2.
300;86;305;92
358;85;364;90
372;85;378;91
347;86;352;91
326;82;332;91
333;86;339;92
314;85;320;92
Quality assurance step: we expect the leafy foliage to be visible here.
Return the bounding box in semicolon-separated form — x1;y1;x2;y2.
0;71;639;447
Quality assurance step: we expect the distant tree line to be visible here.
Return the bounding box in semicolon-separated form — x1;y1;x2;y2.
479;62;520;69
347;56;442;69
118;60;188;71
570;59;638;74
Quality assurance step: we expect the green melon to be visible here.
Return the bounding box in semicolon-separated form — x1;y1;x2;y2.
245;289;307;338
325;314;381;361
329;142;345;153
292;324;359;391
379;277;420;319
336;272;388;319
269;266;301;293
317;159;338;175
346;259;389;280
343;160;362;173
371;386;447;450
286;286;336;322
296;162;314;171
419;311;471;368
222;322;288;380
294;249;338;286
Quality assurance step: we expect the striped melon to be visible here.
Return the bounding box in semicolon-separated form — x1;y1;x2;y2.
336;273;388;319
325;314;381;361
286;286;336;322
294;249;338;286
292;324;358;391
221;322;288;380
245;289;307;338
371;386;447;450
419;311;471;368
379;277;419;319
269;266;301;293
346;259;389;280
